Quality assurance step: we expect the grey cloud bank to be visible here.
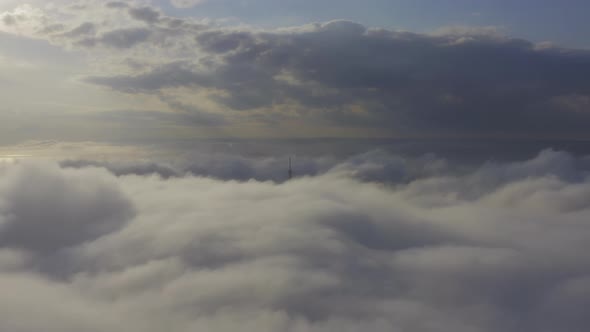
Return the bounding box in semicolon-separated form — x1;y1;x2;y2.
84;17;590;136
1;150;590;331
59;144;590;185
4;1;590;138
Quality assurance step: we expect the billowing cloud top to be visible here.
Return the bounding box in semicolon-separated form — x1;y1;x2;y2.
1;148;590;331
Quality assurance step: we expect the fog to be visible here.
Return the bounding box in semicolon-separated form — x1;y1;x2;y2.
0;148;589;331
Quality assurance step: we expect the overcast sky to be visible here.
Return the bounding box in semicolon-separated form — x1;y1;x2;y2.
1;0;589;144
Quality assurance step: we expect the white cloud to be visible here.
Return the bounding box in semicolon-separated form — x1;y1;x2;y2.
0;161;134;252
0;150;590;331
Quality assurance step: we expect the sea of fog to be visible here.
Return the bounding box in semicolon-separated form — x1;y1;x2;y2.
0;138;589;331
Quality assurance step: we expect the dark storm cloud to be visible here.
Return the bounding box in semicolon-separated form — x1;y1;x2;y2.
85;20;590;135
2;152;590;331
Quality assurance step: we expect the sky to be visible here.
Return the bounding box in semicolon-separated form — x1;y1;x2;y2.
161;0;590;49
0;0;589;144
3;2;590;332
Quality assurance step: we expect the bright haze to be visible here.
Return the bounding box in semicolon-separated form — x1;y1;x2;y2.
1;1;590;332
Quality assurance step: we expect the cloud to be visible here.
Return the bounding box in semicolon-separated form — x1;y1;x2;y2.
60;145;446;182
5;3;590;137
85;62;203;92
2;14;16;26
128;6;160;24
0;4;47;34
105;2;129;9
82;17;590;136
0;162;134;252
97;27;152;49
58;145;590;189
170;0;208;8
89;108;226;127
1;150;590;331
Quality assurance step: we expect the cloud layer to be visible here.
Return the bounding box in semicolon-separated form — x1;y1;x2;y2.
170;0;207;8
1;149;590;331
81;16;590;135
2;2;590;138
